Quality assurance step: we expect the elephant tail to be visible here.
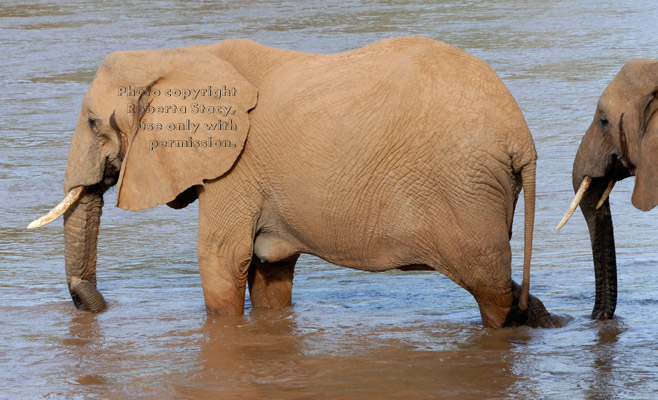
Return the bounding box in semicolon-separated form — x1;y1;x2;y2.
519;159;536;310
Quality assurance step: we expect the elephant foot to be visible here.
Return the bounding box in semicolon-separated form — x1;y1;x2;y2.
503;281;561;328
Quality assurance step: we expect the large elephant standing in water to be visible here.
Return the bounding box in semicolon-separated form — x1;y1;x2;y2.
557;59;658;319
29;36;557;328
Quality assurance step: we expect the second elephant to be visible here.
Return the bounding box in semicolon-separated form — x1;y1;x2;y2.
559;59;658;319
31;36;557;328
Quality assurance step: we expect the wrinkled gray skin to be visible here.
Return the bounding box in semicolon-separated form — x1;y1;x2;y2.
572;59;658;319
57;36;559;328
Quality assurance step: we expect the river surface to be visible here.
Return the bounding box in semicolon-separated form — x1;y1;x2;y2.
2;1;658;398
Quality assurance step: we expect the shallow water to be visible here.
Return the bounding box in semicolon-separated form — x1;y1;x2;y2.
2;0;658;398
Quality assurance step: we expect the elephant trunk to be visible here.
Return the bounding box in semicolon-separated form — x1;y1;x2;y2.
63;189;107;313
572;165;618;320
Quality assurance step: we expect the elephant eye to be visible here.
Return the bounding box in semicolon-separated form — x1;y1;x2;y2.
88;117;99;129
600;117;609;126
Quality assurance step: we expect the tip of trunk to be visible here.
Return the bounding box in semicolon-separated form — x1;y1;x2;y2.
70;276;107;313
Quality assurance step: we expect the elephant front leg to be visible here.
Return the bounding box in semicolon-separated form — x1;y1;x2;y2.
197;236;254;315
248;256;298;309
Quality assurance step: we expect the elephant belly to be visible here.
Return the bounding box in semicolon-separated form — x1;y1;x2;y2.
307;233;430;272
254;227;426;272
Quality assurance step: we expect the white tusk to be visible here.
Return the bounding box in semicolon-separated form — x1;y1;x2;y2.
555;176;592;232
595;180;616;210
27;186;85;229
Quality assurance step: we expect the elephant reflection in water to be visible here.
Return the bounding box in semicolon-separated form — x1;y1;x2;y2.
187;311;523;398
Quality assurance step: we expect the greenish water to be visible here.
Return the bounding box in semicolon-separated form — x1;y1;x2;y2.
1;1;657;398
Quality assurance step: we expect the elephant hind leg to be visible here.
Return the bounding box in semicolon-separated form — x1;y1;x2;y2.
248;256;297;309
472;280;559;328
439;247;514;328
429;242;514;328
470;283;514;328
430;260;513;328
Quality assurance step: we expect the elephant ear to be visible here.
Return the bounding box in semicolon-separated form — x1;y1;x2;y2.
115;49;257;211
632;90;658;211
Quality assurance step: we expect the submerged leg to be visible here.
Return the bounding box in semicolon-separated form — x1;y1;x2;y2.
248;256;298;309
197;236;253;315
470;280;514;328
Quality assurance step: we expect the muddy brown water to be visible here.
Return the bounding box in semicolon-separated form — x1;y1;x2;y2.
2;1;658;398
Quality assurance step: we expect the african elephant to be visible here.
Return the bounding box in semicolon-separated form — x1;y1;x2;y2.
29;36;557;328
557;59;658;319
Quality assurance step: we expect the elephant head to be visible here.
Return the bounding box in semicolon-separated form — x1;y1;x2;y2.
28;47;257;312
557;59;658;319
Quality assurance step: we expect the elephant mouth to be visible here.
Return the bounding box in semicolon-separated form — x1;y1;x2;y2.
595;155;633;208
102;156;121;188
102;168;120;188
606;154;634;182
556;155;632;231
588;156;633;209
579;154;632;184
